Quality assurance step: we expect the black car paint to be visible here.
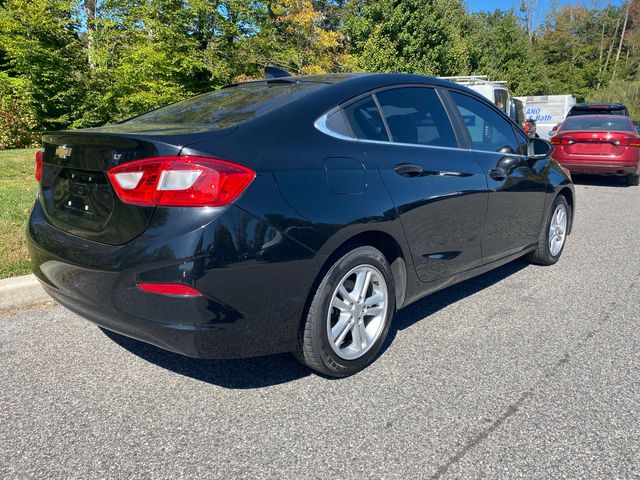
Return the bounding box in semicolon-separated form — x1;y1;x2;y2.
28;73;574;359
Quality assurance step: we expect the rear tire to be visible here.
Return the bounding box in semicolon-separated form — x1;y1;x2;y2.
294;246;395;377
526;195;570;266
627;174;639;186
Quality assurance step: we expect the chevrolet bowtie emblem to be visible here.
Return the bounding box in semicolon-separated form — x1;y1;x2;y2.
55;145;72;159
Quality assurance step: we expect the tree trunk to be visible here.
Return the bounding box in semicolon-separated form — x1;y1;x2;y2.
598;1;610;77
599;10;621;88
520;0;538;42
84;0;98;70
612;0;631;81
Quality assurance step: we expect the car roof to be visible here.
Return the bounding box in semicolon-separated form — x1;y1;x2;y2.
233;72;470;91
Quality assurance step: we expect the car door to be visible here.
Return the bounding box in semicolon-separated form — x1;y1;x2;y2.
447;90;548;262
342;87;488;283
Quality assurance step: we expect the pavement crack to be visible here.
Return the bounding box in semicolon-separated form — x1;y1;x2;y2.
429;269;640;480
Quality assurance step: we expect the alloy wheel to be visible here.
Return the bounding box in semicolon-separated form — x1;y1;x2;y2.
549;203;567;256
326;265;388;360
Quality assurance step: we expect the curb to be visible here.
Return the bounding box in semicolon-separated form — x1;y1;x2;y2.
0;274;52;311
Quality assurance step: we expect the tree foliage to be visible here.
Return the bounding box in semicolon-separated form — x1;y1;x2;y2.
344;0;470;75
0;0;638;149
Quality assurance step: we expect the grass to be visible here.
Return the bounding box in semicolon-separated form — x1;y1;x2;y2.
0;148;39;279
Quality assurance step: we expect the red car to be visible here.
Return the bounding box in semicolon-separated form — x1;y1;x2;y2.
551;115;640;186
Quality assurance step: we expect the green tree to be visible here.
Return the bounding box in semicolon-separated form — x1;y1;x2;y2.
344;0;469;75
466;10;549;95
0;0;85;132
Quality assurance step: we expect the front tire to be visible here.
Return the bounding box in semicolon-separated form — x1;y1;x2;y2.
295;246;395;377
526;195;570;266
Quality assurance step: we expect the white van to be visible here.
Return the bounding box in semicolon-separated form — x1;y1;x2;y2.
514;95;577;139
441;76;510;116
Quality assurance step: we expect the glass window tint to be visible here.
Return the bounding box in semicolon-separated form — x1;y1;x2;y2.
126;82;325;127
561;115;634;132
323;109;351;137
343;96;388;141
375;88;457;147
451;91;520;153
569;107;628;116
513;127;529;155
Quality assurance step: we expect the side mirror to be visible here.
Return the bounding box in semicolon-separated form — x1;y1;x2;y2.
490;147;523;180
529;137;554;160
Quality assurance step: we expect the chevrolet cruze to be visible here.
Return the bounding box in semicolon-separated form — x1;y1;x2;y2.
28;72;574;377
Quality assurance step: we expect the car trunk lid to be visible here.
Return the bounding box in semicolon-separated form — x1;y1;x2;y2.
39;125;235;245
557;130;633;157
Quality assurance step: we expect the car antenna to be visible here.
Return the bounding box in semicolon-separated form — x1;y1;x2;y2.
265;66;292;80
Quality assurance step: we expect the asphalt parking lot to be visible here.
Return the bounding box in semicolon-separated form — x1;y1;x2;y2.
2;175;639;479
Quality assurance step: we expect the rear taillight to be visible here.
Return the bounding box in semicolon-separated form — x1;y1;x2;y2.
107;156;255;207
550;137;576;146
612;138;640;147
136;282;203;297
35;150;43;182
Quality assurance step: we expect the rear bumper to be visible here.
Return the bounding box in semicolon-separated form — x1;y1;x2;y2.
39;279;254;358
28;199;318;359
555;158;639;176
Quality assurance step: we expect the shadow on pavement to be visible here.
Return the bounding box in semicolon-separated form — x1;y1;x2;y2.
103;259;529;389
571;174;630;188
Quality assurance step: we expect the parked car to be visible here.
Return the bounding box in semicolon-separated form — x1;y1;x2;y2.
28;72;574;377
524;118;537;137
567;103;630;117
509;97;525;129
515;94;577;139
551;114;640;186
509;97;538;138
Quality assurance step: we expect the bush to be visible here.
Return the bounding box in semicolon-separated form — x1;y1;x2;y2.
588;80;640;120
0;76;39;149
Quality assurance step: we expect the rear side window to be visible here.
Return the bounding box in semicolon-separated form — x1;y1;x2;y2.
125;81;325;127
343;96;388;141
450;91;520;153
323;110;351;137
561;116;635;132
375;87;458;147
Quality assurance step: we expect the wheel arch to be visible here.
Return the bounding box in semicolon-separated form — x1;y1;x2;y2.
309;229;409;320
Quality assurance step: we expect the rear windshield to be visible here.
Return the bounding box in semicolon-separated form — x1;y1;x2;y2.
125;81;326;127
569;106;627;116
561;116;634;132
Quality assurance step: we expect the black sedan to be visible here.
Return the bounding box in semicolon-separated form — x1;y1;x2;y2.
28;72;574;377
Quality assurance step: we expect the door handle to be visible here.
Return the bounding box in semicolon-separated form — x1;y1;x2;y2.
394;164;424;177
489;168;507;180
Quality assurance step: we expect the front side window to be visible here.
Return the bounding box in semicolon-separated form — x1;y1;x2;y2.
450;91;520;153
513;127;529;155
343;96;388;141
375;87;458;148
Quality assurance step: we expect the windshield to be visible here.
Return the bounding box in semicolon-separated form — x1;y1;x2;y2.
561;116;635;132
125;81;326;127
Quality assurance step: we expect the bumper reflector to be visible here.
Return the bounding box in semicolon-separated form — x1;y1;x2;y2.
136;282;203;297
